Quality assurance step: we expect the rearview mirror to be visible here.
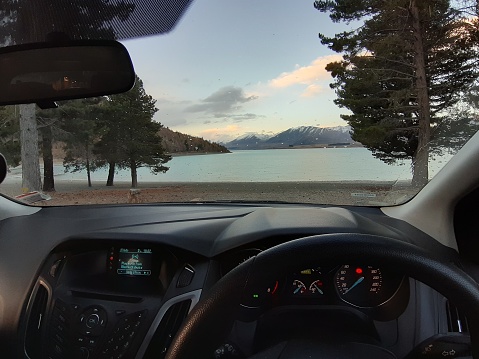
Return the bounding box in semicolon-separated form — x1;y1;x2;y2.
0;40;135;108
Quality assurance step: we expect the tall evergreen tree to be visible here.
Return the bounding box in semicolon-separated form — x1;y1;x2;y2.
60;98;106;187
37;105;67;192
38;120;55;191
94;75;171;188
314;0;479;186
19;104;41;191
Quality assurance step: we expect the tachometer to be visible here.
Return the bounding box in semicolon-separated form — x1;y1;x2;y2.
335;265;384;307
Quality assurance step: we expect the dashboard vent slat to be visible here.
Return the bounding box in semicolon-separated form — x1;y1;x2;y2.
144;299;192;359
446;300;468;333
25;283;49;358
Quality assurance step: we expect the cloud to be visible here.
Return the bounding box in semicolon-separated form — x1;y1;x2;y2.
269;55;341;89
199;124;243;141
185;86;258;113
301;84;324;98
213;113;264;122
155;98;192;105
155;98;174;104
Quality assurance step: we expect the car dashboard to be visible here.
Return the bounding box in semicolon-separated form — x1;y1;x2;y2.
0;203;469;359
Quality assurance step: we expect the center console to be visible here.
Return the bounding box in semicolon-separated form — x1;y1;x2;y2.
23;241;206;359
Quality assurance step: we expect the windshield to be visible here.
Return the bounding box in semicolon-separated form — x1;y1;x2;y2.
0;0;478;206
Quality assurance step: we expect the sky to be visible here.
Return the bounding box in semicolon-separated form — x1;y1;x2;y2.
121;0;350;142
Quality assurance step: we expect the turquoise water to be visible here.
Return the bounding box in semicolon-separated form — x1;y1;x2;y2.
34;148;450;183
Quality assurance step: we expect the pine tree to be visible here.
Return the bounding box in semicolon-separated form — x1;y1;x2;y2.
60;98;106;187
94;75;171;188
314;0;479;186
19;104;41;191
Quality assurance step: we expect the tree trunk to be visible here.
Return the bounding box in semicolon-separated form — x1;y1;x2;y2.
40;125;55;192
106;161;115;186
130;161;138;188
19;104;42;192
410;0;430;188
85;144;92;187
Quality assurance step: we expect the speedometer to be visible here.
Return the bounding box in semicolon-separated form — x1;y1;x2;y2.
335;265;384;307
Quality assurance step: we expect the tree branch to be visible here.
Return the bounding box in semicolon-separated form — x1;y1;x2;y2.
359;55;415;68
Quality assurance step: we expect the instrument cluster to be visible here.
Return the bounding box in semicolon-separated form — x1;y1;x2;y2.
287;265;399;308
221;249;409;319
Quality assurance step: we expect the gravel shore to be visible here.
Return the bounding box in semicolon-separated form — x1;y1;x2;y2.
0;179;416;206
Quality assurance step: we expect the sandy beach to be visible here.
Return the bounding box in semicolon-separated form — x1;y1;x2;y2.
0;178;415;206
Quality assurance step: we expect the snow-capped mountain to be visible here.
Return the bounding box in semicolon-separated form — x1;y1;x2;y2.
266;126;351;147
225;126;353;150
322;125;351;133
235;132;271;141
225;134;269;149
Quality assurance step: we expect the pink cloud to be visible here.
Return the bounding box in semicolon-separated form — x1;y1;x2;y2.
200;125;243;141
269;55;342;89
301;84;324;98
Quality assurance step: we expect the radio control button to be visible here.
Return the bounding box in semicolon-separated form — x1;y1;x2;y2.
85;314;99;328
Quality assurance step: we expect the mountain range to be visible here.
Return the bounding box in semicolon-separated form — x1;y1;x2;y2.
225;126;355;150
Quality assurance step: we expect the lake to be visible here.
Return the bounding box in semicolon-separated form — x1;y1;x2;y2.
41;148;450;184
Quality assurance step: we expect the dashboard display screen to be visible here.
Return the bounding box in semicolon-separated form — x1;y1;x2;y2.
116;248;152;276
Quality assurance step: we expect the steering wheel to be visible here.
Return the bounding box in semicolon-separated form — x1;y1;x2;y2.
166;234;479;358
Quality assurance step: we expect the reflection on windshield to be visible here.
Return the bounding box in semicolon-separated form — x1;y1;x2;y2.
0;0;478;206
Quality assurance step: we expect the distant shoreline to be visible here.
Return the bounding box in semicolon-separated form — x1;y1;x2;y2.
168;151;230;157
225;144;364;151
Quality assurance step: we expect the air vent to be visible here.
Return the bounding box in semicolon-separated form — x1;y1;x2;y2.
25;283;49;358
143;299;192;359
446;300;469;333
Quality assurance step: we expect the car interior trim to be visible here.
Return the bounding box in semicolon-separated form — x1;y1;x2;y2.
23;278;52;359
383;130;479;250
0;195;40;221
135;289;202;359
